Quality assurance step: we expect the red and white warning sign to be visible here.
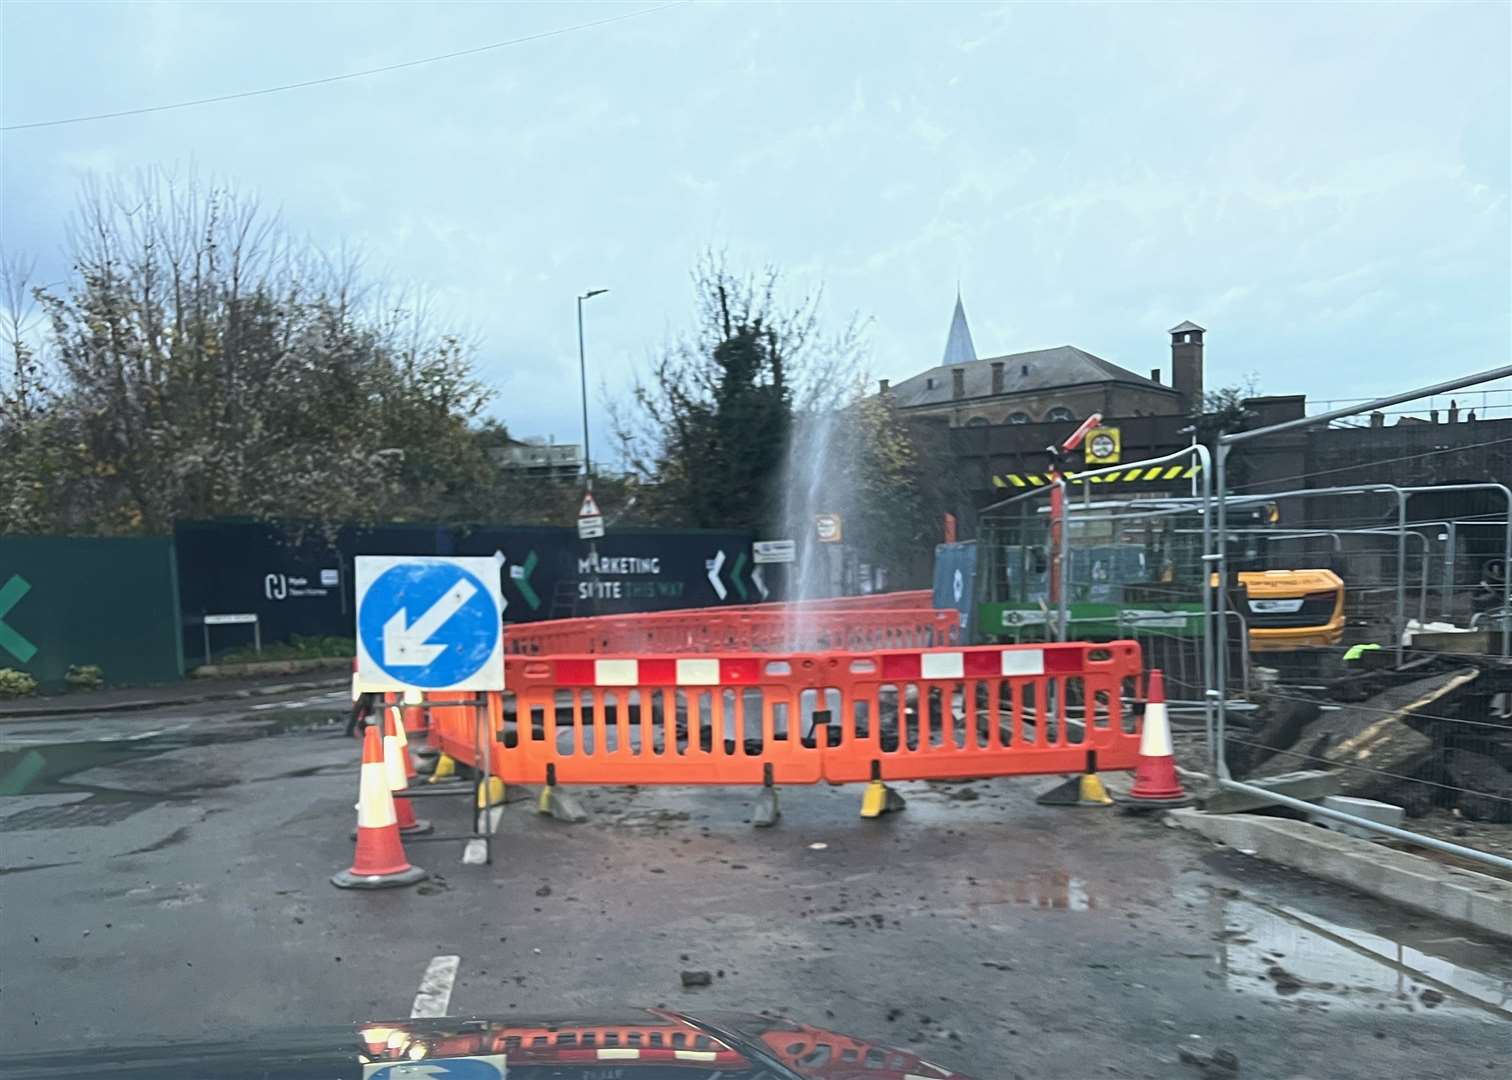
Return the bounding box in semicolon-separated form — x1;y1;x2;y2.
577;490;604;540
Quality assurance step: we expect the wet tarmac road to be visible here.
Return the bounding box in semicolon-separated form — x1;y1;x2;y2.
1;697;1508;1078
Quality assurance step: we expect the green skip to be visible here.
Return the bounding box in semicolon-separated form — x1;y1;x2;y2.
0;574;37;663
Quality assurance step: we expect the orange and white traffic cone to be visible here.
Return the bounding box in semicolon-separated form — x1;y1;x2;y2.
332;725;427;889
1127;669;1191;808
384;707;432;836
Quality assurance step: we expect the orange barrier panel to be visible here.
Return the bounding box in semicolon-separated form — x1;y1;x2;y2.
439;640;1143;788
713;588;935;616
505;606;958;656
502;654;827;785
423;691;487;764
815;640;1143;783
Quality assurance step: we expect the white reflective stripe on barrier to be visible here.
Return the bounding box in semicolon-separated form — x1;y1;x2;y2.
597;1049;640;1060
675;1051;717;1062
594;659;640;686
1001;649;1044;676
675;657;720;685
357;762;398;828
921;651;964;679
402;688;424;704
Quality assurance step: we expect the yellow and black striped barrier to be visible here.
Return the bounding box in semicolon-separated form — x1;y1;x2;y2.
992;463;1201;489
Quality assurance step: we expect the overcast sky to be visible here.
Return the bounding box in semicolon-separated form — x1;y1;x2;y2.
4;1;1509;455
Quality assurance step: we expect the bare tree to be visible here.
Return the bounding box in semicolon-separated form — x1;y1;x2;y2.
7;166;498;536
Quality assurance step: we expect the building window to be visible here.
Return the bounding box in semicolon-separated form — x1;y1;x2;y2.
1045;406;1075;423
1008;412;1031;425
965;416;989;427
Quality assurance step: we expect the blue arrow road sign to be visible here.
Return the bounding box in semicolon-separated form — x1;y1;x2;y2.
356;556;504;691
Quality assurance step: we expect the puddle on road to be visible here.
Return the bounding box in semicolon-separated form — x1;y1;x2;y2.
961;870;1103;912
1215;896;1512;1020
0;711;341;802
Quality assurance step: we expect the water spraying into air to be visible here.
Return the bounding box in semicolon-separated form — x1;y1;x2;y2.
778;407;846;648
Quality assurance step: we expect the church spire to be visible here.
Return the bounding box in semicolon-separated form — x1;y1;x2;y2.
941;289;977;365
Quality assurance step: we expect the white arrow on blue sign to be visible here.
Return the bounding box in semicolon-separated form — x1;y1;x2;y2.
355;556;504;692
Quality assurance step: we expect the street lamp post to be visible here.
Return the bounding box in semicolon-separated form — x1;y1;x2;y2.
577;289;608;489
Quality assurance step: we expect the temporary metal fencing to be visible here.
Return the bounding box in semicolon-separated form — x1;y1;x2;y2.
968;366;1512;874
1211;366;1512;873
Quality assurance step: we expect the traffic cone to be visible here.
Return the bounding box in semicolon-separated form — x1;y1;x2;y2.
332;725;427;889
385;707;432;836
1127;670;1191;808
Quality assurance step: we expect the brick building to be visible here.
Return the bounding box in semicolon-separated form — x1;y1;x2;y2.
891;297;1509;545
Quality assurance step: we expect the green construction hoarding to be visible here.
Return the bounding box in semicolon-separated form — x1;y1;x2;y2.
0;536;184;687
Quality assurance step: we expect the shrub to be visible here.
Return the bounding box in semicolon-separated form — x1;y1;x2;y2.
0;668;39;698
218;635;356;665
65;664;105;691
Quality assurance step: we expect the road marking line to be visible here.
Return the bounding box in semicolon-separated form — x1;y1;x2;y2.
462;839;488;864
410;954;460;1018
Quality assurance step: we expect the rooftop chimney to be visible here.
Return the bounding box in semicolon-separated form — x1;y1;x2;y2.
879;378;890;395
952;367;965;400
1370;411;1385;428
1449;399;1459;424
1168;320;1206;410
990;361;1005;395
1150;367;1161;384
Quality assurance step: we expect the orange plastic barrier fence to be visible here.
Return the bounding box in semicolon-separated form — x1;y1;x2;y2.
421;641;1143;787
422;690;496;764
815;639;1143;782
505;606;958;656
717;588;935;614
504;653;826;785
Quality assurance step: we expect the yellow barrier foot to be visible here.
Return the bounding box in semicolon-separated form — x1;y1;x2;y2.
536;768;589;824
427;754;457;783
1078;772;1114;806
476;776;506;809
1037;751;1115;807
860;779;906;819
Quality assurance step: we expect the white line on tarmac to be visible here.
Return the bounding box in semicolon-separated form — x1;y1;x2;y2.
410;954;460;1018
